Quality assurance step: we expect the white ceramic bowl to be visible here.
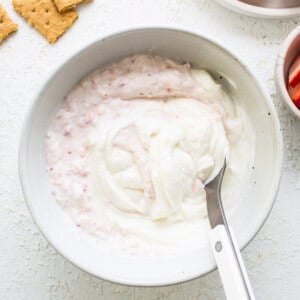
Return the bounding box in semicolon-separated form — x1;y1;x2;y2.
19;27;283;286
215;0;300;18
276;26;300;119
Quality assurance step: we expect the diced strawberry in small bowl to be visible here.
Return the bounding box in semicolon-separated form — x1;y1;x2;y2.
276;26;300;119
287;54;300;109
288;83;300;109
288;54;300;88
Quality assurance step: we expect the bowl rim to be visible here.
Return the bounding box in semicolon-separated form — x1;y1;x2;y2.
276;25;300;119
215;0;300;18
19;25;283;286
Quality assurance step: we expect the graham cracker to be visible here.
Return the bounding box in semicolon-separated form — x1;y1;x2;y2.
53;0;87;12
12;0;78;43
0;4;18;43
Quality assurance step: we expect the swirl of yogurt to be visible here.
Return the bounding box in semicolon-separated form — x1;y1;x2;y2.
46;54;253;254
90;97;228;220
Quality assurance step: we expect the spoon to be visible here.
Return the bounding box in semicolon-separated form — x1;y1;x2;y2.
239;0;300;8
205;160;255;300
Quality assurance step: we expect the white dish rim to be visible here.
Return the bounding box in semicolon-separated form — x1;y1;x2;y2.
215;0;300;18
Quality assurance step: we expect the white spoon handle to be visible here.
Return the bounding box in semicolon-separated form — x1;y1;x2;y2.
209;225;255;300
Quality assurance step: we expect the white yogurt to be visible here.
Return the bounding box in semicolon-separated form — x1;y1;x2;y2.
46;54;254;255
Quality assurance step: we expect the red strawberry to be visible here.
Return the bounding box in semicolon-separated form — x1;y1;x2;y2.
288;54;300;87
288;83;300;109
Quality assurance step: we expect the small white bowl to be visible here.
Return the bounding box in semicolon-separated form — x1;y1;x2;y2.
276;26;300;119
215;0;300;18
19;27;283;286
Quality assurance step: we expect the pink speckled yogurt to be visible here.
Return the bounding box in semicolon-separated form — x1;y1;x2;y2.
46;54;254;256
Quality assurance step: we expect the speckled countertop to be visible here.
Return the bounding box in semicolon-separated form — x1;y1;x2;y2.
1;0;300;299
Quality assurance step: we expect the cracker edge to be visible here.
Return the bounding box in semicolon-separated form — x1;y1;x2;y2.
0;4;18;43
54;0;84;12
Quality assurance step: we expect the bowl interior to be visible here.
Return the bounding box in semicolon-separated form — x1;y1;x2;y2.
240;0;300;9
215;0;300;18
19;28;282;286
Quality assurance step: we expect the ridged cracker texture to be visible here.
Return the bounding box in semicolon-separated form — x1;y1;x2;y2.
12;0;78;43
0;4;18;43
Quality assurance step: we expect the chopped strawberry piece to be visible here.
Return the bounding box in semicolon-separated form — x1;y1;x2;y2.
288;83;300;109
288;54;300;87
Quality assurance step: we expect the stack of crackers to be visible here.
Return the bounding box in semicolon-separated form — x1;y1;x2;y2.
0;0;90;44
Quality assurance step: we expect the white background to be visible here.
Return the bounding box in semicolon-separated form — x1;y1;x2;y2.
1;0;300;299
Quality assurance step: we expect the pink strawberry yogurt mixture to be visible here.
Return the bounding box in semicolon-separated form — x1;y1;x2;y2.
46;54;254;255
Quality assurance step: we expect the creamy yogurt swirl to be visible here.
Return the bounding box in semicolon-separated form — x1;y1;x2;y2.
46;54;254;255
90;97;228;220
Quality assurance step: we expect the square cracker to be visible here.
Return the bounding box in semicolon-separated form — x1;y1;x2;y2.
54;0;87;12
0;4;18;43
13;0;78;43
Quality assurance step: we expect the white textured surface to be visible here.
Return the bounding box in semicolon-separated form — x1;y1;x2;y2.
0;0;299;299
